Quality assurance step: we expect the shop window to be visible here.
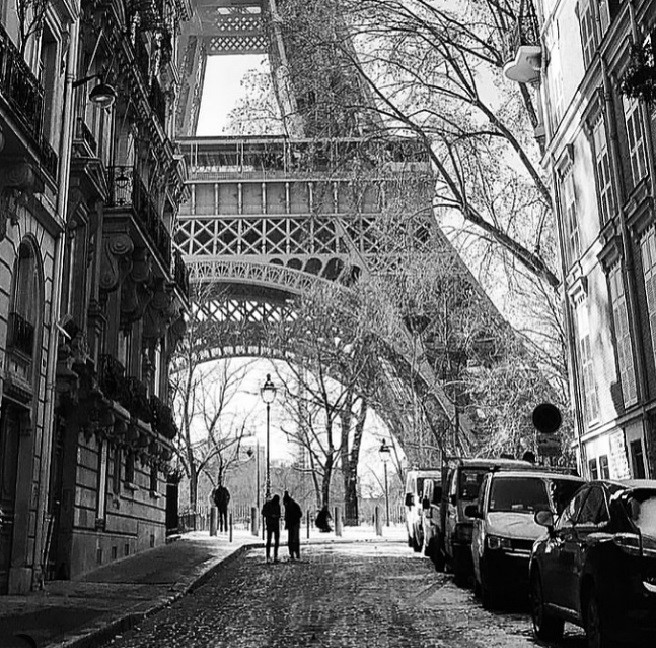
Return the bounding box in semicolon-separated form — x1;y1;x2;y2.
609;265;637;406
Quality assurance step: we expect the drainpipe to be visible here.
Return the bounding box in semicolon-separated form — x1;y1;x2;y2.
33;15;80;586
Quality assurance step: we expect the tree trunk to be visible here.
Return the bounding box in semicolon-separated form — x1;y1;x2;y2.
343;472;358;525
321;455;333;509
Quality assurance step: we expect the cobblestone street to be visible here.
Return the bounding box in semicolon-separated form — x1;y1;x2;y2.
102;543;586;648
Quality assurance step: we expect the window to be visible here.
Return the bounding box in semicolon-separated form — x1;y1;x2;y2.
592;116;615;223
125;451;135;485
488;477;549;513
577;300;599;423
150;464;158;493
640;227;656;361
39;25;60;148
556;486;589;529
96;440;108;523
578;0;597;67
623;95;648;187
599;454;610;478
561;168;579;265
588;458;599;480
112;446;122;494
630;439;647;479
118;330;132;370
577;486;609;526
609;265;637;406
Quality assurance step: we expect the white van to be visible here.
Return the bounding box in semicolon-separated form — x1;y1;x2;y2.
404;468;441;551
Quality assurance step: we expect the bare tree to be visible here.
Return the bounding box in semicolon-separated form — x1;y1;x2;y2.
15;0;50;55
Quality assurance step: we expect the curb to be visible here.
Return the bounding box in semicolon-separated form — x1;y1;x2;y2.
46;542;262;648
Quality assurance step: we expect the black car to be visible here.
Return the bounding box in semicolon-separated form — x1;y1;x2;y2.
529;480;656;648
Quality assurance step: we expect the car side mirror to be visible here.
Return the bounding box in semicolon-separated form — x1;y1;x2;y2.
534;510;555;529
464;505;482;519
405;493;415;508
422;497;430;510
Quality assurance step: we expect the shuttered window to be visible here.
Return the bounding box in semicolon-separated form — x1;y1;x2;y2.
577;300;599;424
560;168;579;265
578;0;597;67
623;95;648;187
592;116;615;223
609;264;637;406
641;227;656;365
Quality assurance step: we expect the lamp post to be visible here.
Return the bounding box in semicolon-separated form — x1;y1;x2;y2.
379;439;391;526
260;373;277;501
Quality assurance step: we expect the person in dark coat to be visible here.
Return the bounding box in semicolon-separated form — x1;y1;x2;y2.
315;505;332;532
212;484;230;532
283;490;303;561
262;494;281;563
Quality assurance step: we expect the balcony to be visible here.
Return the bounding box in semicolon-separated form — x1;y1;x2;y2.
503;4;542;83
7;311;34;357
0;23;58;181
73;117;98;156
106;165;172;268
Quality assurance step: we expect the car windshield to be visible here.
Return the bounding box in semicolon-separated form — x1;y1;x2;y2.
459;469;487;501
625;489;656;539
489;477;550;513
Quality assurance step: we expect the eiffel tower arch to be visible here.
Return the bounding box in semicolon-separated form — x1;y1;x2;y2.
173;1;493;462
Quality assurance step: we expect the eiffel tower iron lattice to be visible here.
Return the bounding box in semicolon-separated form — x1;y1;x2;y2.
173;0;505;460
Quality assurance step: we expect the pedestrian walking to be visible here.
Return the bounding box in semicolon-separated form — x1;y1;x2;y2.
283;490;303;561
212;484;231;532
262;494;281;563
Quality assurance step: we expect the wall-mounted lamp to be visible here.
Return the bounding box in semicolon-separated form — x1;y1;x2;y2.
72;73;117;109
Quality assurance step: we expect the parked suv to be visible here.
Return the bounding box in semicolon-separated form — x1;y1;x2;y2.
529;479;656;647
420;477;443;569
468;469;584;608
405;468;441;551
439;457;534;584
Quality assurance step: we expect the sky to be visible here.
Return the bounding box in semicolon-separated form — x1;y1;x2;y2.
196;54;267;135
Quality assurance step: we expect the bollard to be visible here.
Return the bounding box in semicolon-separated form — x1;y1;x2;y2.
229;513;233;542
210;507;217;536
375;506;383;536
306;510;310;539
335;506;343;537
251;507;259;536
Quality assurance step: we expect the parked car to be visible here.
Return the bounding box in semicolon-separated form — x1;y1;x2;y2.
529;479;656;648
467;469;584;608
420;477;443;569
439;457;534;585
404;468;441;552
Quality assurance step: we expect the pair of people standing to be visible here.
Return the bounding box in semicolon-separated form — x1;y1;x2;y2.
261;490;303;563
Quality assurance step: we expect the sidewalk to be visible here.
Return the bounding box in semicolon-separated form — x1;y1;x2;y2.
0;524;405;648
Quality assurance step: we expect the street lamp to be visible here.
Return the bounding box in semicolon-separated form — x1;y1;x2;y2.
379;439;391;527
72;73;117;109
260;373;277;500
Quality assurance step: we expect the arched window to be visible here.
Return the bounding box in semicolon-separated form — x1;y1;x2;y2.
8;240;42;359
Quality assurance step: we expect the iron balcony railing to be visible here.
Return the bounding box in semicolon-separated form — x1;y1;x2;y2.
0;23;58;181
7;311;34;357
106;165;172;268
74;117;97;155
507;0;540;59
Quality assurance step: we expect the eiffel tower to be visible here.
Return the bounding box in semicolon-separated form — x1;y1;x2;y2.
173;0;491;460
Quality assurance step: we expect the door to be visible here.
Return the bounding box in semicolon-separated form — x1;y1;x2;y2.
545;486;589;608
0;405;21;594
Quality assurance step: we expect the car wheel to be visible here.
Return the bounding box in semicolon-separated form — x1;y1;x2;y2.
584;588;615;648
530;571;564;641
480;562;500;610
433;547;446;573
452;549;469;587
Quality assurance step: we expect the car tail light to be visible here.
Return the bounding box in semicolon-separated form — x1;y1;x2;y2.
613;532;642;555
